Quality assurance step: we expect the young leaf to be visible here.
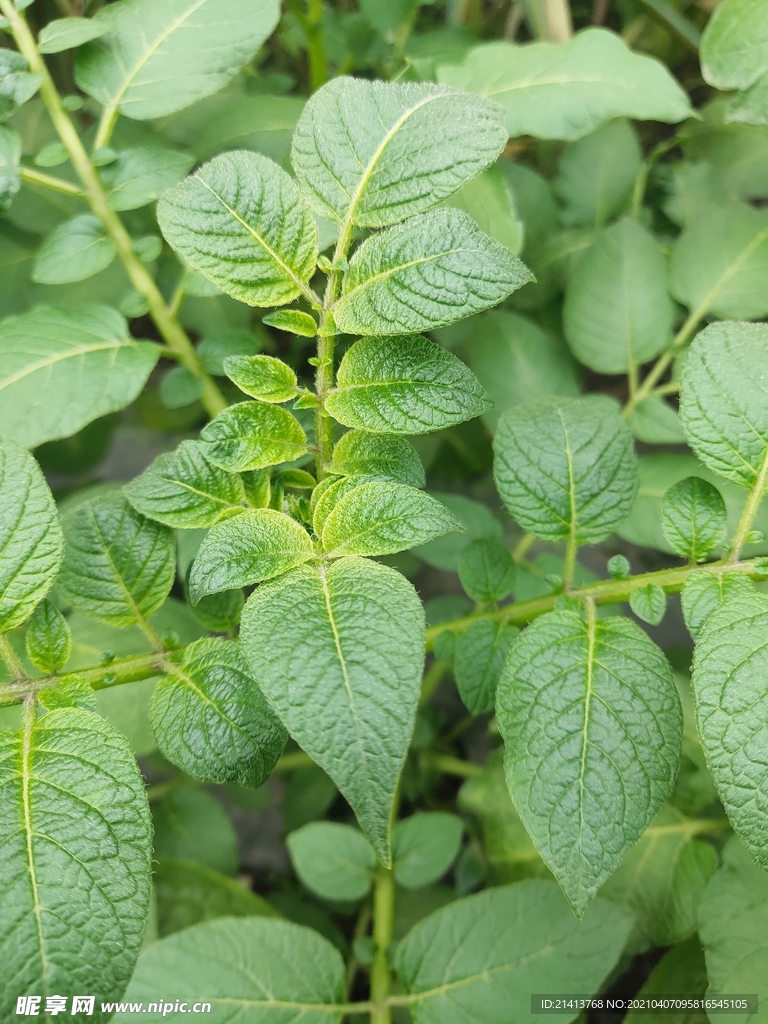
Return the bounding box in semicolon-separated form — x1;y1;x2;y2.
0;125;21;214
458;539;516;603
151;637;287;788
311;475;372;538
0;438;63;633
198;401;307;473
262;309;317;337
493;395;639;544
0;709;151;1019
152;787;238;876
240;557;425;862
25;600;71;674
394;881;633;1023
0;304;160;449
75;0;280;121
326;334;491;435
38;16;109;54
333;208;532;336
660;476;727;561
114;918;346;1022
497;610;682;915
629;584;667;626
32;214;116;284
392;812;463;889
58;493;175;627
563;218;675;375
691;593;768;869
330;431;425;488
223;354;298;403
158;151;319;307
124;441;244;529
680;569;755;640
554;120;641;228
679;321;768;488
455;619;517;716
0;51;42;122
287;822;376;901
437;29;691;140
101;146;194;211
188;508;314;603
291;77;507;228
321;480;462;557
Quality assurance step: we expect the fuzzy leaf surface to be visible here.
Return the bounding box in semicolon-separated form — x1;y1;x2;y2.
681;570;755;640
455;619;517;715
223;354;298;403
198;402;307;473
25;600;71;674
330;431;425;488
660;476;727;561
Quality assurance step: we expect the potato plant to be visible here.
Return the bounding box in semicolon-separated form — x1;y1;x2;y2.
1;0;768;1021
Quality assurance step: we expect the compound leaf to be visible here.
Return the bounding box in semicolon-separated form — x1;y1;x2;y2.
287;822;376;901
392;812;463;889
330;431;425;488
660;476;727;561
198;402;307;473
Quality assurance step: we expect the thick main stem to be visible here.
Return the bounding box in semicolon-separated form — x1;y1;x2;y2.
1;3;227;419
370;865;394;1024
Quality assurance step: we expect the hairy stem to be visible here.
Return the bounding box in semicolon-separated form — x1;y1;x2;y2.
729;455;768;562
0;2;227;419
0;633;25;681
370;865;395;1024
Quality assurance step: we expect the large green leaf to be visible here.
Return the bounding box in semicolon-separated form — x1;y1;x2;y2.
554;120;641;228
240;557;424;861
701;0;768;93
198;401;307;473
437;28;691;141
691;593;768;869
0;438;63;633
698;837;768;1024
58;493;175;627
287;821;376;901
325;334;491;434
493;395;638;543
0;305;159;448
114;917;346;1023
291;77;507;228
75;0;280;121
670;203;768;320
0;708;151;1023
394;881;633;1024
679;321;768;488
158;151;318;307
151;637;286;787
497;609;682;915
563;218;674;375
333;208;532;335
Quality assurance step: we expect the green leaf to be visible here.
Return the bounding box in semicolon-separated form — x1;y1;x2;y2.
152;787;238;876
198;401;307;473
325;334;492;434
393;812;463;889
311;475;373;539
691;593;768;869
0;438;63;633
287;821;376;901
701;0;768;94
160;365;203;409
333;208;532;336
698;836;768;1024
0;708;151;1020
625;936;709;1024
563;218;675;375
75;0;280;121
25;599;71;673
155;856;279;938
32;213;116;284
458;538;516;604
151;637;286;787
680;569;755;640
38;17;109;54
58;493;175;627
599;805;718;952
413;493;501;572
660;477;728;561
124;441;245;529
330;431;425;488
188;587;244;634
679;321;768;488
101;146;194;211
627;395;685;445
115;917;346;1023
445;165;524;255
629;583;667;625
437;28;691;141
554;120;641;228
188;508;314;602
394;880;633;1024
322;480;462;557
38;676;97;713
198;330;262;375
224;354;298;403
497;609;682;914
670;203;768;320
0;125;21;214
158;151;318;308
465;310;579;431
0;304;159;449
493;395;638;543
240;557;425;862
0;50;41;122
262;309;317;337
291;77;508;228
455;619;517;716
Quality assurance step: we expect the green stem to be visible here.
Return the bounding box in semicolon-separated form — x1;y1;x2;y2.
0;634;25;680
20;165;85;196
631;135;680;220
420;753;482;778
623;305;704;418
370;865;395;1024
729;454;768;562
305;0;327;92
512;532;536;563
0;2;227;419
522;0;573;41
562;529;578;592
419;658;449;707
